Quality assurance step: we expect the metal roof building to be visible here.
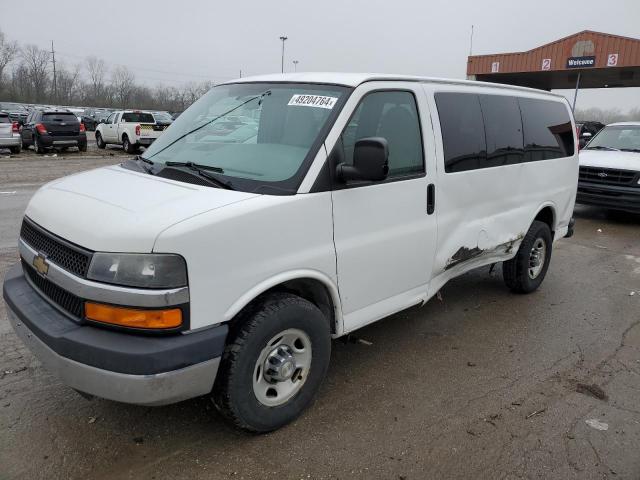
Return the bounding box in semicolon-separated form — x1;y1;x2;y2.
467;31;640;91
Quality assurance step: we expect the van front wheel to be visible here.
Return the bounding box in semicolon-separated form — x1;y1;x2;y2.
213;293;331;433
503;220;552;294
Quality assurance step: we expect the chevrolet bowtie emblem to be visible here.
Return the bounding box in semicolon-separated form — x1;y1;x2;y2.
598;172;608;178
33;253;49;277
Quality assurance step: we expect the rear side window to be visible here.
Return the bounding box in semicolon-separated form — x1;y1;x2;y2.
340;91;424;177
0;114;10;123
434;92;486;173
42;113;78;123
519;98;574;160
479;95;524;167
122;112;155;123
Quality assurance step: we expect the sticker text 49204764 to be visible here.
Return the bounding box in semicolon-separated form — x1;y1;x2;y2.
288;94;338;109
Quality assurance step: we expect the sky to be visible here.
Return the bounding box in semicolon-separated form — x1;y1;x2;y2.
1;0;639;111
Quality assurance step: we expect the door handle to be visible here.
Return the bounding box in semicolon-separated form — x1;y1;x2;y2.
427;183;435;215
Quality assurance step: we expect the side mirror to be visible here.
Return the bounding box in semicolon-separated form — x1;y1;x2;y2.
99;119;106;124
581;132;592;139
337;137;389;182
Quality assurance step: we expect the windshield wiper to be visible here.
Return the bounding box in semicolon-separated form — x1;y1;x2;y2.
143;90;271;161
163;162;233;190
620;148;640;153
133;155;154;173
165;161;224;173
585;146;620;151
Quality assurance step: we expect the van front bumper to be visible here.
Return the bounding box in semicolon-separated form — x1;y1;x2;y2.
3;263;228;406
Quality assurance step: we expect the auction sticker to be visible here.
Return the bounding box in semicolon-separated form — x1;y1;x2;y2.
288;94;338;109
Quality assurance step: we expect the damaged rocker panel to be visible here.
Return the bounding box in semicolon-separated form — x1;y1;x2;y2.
444;234;525;270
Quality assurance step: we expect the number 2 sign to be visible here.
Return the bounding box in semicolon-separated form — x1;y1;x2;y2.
541;59;551;71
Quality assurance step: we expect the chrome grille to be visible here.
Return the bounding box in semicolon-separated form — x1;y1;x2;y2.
20;218;93;277
579;166;638;186
22;259;84;319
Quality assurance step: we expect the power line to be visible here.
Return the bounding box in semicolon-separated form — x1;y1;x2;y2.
54;50;238;84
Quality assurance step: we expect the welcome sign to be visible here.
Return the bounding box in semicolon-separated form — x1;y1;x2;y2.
566;56;596;68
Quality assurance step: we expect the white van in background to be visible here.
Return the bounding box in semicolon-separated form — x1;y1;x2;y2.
3;73;578;433
577;122;640;213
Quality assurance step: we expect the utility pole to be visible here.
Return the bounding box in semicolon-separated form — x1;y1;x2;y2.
293;60;299;72
239;69;242;78
279;36;288;73
469;25;474;56
51;40;57;101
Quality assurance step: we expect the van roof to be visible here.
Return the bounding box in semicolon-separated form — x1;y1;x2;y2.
607;121;640;126
227;72;564;97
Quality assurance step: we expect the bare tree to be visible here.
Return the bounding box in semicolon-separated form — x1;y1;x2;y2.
56;63;81;105
85;56;107;104
111;66;135;108
0;30;19;95
21;44;51;102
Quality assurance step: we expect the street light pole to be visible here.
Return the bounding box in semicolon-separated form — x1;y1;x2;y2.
279;36;288;73
293;60;299;72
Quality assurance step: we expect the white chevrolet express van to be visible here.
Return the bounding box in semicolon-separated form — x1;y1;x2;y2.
3;74;578;432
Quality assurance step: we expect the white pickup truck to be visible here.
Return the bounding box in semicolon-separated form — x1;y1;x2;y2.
95;110;166;153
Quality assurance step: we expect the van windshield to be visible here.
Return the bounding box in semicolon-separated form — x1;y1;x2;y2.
142;82;348;194
586;125;640;153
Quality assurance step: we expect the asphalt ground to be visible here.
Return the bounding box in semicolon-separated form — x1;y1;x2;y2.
1;146;639;479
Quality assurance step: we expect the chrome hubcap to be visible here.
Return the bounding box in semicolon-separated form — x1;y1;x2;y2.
528;238;547;279
253;328;312;407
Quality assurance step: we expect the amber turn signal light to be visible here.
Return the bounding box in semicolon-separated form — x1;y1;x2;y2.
85;302;182;329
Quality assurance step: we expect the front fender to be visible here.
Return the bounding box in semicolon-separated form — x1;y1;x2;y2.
223;269;343;335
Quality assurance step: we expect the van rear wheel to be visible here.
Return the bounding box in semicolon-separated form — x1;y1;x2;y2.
503;220;552;293
213;293;331;433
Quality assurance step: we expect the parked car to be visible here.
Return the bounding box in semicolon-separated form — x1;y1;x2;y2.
0;102;29;124
576;120;605;149
95;110;165;153
3;73;577;433
81;108;112;131
577;122;640;213
150;111;174;128
20;109;87;153
0;112;22;153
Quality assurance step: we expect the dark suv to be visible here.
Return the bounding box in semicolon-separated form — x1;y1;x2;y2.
21;109;87;153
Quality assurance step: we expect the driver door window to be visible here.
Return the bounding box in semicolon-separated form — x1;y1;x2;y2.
339;91;424;179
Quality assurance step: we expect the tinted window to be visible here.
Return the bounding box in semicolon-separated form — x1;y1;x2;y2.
42;113;79;123
435;92;486;173
0;114;10;123
519;98;574;160
341;91;424;177
479;95;524;167
122;112;155;123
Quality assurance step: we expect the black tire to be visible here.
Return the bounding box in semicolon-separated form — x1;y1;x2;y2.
503;220;553;293
33;136;45;154
95;132;106;149
78;142;87;152
213;293;331;433
122;135;135;154
10;145;21;154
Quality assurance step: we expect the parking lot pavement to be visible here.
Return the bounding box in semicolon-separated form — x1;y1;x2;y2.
1;157;639;479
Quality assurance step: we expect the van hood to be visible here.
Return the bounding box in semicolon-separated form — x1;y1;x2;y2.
579;149;640;171
25;165;260;252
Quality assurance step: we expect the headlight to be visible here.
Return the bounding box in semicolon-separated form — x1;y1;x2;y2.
87;253;187;289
